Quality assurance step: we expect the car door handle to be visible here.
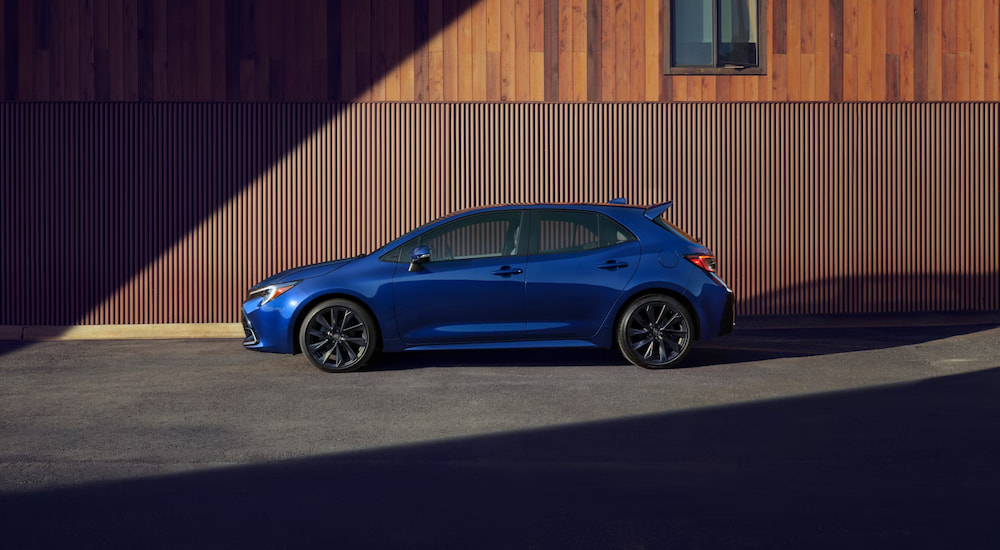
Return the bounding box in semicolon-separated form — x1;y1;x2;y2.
597;261;629;270
493;266;524;277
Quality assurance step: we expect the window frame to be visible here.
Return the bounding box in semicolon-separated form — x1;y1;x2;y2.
664;0;767;76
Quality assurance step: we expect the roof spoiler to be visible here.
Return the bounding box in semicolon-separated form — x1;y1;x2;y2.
643;201;673;220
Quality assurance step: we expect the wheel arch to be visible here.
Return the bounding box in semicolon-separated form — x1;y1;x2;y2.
291;293;383;354
614;288;702;342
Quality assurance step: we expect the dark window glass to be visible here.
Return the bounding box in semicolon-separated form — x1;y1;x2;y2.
599;216;636;247
672;0;714;66
530;211;635;255
718;0;759;66
535;211;600;254
379;247;401;263
413;211;522;263
667;0;764;74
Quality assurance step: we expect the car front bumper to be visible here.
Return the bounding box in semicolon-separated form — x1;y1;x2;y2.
241;309;260;346
240;297;298;354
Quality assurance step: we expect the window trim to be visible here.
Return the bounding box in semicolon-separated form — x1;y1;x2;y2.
664;0;767;76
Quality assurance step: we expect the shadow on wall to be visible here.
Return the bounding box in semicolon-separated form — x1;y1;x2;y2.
736;272;1000;318
3;365;999;549
0;1;483;341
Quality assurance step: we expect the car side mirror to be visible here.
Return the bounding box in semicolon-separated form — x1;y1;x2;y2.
408;245;431;272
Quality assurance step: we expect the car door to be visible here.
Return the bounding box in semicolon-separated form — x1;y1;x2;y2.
523;210;640;339
393;211;526;345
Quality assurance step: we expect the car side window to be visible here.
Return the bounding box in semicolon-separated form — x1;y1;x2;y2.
532;211;599;254
529;210;635;255
410;211;523;263
599;215;636;247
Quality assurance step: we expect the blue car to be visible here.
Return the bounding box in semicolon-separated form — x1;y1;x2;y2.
242;201;734;372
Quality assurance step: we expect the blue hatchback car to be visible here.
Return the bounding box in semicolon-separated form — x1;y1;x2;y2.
242;201;734;372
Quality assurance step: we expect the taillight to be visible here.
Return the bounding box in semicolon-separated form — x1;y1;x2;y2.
685;254;717;273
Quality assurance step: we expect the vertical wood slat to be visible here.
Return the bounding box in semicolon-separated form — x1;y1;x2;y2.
2;102;998;326
543;0;559;101
471;0;487;99
0;0;6;99
15;0;34;98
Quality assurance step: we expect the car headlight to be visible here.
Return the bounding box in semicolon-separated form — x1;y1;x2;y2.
247;281;299;305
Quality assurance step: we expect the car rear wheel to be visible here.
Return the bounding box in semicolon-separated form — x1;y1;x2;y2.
299;299;377;373
617;295;693;369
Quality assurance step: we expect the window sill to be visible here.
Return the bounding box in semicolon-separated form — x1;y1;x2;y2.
665;66;767;76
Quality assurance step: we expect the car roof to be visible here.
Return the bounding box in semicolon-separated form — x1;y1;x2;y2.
375;201;673;255
450;202;654;216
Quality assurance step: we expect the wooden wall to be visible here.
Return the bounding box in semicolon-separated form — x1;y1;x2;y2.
3;102;998;325
2;0;998;102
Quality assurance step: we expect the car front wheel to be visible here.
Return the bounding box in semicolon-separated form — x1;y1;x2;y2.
299;299;377;373
617;295;693;369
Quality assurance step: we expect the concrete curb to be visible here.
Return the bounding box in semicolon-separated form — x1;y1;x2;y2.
1;324;243;341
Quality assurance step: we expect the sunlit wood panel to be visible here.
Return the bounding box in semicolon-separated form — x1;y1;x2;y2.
3;0;999;103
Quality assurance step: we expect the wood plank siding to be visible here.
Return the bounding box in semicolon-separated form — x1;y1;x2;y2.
2;102;998;325
2;0;998;102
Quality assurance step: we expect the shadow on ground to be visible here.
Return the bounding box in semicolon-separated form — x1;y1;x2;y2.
369;323;994;371
3;363;998;548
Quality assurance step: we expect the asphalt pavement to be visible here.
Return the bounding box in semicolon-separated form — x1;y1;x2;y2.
2;324;999;549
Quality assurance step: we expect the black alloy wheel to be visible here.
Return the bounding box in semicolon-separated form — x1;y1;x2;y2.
617;295;693;369
299;299;377;372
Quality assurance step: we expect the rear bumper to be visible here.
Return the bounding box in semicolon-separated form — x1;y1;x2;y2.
719;290;735;336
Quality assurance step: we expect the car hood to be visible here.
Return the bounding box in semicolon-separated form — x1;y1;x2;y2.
252;257;358;288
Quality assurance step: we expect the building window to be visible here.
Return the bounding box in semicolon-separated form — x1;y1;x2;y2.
665;0;766;75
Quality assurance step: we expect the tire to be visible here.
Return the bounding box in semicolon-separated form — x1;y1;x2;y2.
298;299;378;373
616;295;694;369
